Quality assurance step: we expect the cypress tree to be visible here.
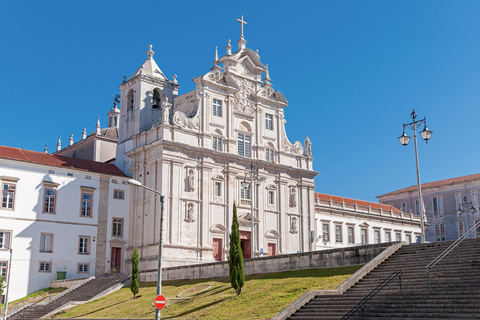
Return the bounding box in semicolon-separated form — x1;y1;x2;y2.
229;202;245;295
130;247;139;299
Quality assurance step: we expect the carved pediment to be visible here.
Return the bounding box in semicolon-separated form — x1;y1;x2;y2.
232;78;255;115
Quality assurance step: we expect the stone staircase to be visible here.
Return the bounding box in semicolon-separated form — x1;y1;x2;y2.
288;238;480;320
8;274;129;319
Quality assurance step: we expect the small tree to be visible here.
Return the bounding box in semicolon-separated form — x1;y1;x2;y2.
130;247;139;299
229;202;245;295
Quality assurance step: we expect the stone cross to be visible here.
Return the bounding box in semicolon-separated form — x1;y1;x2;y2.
237;15;247;38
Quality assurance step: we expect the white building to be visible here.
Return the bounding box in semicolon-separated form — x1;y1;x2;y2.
0;145;129;302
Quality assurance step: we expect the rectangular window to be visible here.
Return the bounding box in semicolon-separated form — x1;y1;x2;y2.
2;182;16;209
38;261;51;272
401;201;407;213
335;225;342;243
406;234;412;244
112;218;123;237
0;261;7;277
266;149;274;163
476;219;480;238
213;99;222;117
361;228;368;245
213;137;223;151
456;193;462;211
40;233;53;253
111;179;117;184
43;188;56;214
78;236;90;254
415;200;420;215
78;263;89;274
433;196;443;216
395;232;401;242
241;183;251;200
459;221;465;237
347;226;354;244
81;193;93;217
440;224;446;241
435;225;441;241
322;223;329;242
214;182;222;197
472;190;478;208
86;175;91;180
374;230;380;244
0;231;11;250
265;114;273;130
237;133;251;157
268;191;275;205
113;190;124;200
385;231;391;243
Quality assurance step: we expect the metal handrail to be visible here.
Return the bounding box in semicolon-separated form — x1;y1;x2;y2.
341;270;402;320
425;219;480;287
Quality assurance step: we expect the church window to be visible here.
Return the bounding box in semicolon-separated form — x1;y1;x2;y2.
213;99;222;117
214;182;222;197
268;191;275;205
0;261;7;277
237;133;251;157
127;90;134;110
322;223;329;242
348;226;354;244
114;116;118;127
80;192;93;217
241;183;251;200
38;261;51;273
433;196;443;216
43;188;56;214
266;149;274;163
213;137;222;151
361;228;368;245
40;233;53;253
78;236;90;254
1;182;16;210
472;190;478;208
415;200;420;215
0;231;11;250
265;114;273;130
108;117;112;127
374;230;380;244
401;201;407;213
440;223;446;241
335;225;342;243
112;218;123;237
459;221;465;237
406;234;412;244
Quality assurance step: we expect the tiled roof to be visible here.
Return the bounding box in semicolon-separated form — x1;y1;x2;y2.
315;192;401;213
377;173;480;198
0;145;127;177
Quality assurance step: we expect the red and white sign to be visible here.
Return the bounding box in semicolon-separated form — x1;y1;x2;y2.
154;294;166;310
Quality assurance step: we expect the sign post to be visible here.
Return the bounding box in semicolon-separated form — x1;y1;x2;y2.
154;295;166;310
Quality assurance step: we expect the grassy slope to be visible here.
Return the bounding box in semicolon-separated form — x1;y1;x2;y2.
55;266;361;320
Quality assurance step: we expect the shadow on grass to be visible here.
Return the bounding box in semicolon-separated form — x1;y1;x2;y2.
163;296;235;319
64;298;130;318
246;265;362;280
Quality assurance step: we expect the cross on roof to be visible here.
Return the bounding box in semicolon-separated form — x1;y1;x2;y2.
237;15;247;38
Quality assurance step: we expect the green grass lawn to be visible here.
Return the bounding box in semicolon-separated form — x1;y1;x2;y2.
54;265;361;319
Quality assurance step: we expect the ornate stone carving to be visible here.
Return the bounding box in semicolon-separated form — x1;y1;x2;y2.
208;70;223;82
292;141;304;155
290;217;298;234
233;79;255;115
289;187;297;208
173;108;200;130
305;135;312;157
161;97;172;125
186;169;195;191
185;203;195;222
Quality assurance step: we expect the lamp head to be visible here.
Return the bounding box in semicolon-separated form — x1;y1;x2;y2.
127;179;142;186
420;124;432;142
398;131;411;146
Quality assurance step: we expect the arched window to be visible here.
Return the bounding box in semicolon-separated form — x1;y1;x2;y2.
127;89;134;110
213;129;223;152
152;89;162;110
114;116;117;127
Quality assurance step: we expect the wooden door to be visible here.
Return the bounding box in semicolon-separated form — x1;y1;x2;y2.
268;243;276;256
213;238;222;261
240;231;251;258
111;247;121;272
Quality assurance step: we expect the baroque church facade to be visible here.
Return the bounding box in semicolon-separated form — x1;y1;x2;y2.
115;20;318;268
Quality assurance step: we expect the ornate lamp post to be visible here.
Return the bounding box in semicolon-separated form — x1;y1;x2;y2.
398;109;432;243
241;163;261;258
457;196;477;239
127;179;164;320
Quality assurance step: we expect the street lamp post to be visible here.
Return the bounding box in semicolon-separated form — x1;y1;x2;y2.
457;196;477;239
241;163;261;258
3;248;12;320
127;179;164;320
398;109;432;244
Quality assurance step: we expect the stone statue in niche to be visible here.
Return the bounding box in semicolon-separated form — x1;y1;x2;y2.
161;97;172;125
289;187;297;207
185;203;195;222
290;217;298;234
305;135;312;157
187;169;195;191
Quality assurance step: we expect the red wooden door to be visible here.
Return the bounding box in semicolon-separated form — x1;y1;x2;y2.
239;231;251;258
268;243;276;256
213;238;222;261
111;247;121;272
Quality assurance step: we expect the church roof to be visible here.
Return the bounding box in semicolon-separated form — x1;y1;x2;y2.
0;145;127;177
129;45;167;81
88;127;119;140
377;173;480;198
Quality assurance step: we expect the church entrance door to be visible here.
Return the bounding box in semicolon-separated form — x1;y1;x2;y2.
268;243;276;256
111;247;122;272
239;231;251;258
213;238;222;261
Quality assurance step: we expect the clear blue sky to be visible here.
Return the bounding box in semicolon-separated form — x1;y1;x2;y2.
1;1;480;202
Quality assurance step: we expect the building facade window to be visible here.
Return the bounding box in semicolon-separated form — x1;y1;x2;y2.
0;231;11;250
78;263;89;274
440;224;446;241
113;190;124;200
237;133;251;157
433;196;443;216
395;232;401;241
40;233;53;253
43;188;56;214
415;200;420;215
78;236;90;254
266;149;274;163
385;231;391;243
335;225;342;243
374;230;380;244
459;221;465;237
472;190;478;208
265;114;273;130
455;193;462;211
38;261;51;273
1;182;15;210
213;99;222;117
214;182;222;197
213;136;223;151
347;226;354;244
81;192;93;217
406;234;412;244
361;228;368;245
0;261;7;277
401;201;407;213
435;225;441;242
241;183;251;200
112;218;123;237
322;223;329;242
268;191;275;205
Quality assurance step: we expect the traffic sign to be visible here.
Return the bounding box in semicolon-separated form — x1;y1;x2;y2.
154;294;166;309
